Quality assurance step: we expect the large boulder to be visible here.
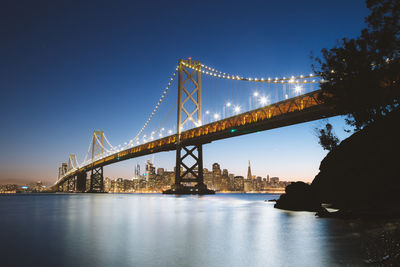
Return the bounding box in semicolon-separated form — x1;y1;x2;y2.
311;110;400;212
274;181;321;211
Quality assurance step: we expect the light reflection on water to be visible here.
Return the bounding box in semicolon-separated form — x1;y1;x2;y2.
0;194;365;266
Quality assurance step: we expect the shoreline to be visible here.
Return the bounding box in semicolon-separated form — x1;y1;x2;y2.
1;190;285;195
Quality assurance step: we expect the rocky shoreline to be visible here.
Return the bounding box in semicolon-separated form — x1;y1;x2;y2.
274;111;400;219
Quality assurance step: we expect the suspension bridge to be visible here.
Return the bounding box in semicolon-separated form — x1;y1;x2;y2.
54;59;338;194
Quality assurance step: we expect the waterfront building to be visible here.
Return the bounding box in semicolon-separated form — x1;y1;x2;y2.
204;168;213;190
100;161;294;193
233;176;244;191
244;179;253;192
104;177;112;192
212;163;222;191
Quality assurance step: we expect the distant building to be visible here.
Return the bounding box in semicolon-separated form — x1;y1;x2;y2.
134;164;141;179
157;168;164;176
247;160;252;180
212;163;222;191
104;177;112;192
244;179;253;192
145;160;155;180
233;176;244;191
270;177;279;184
204;168;213;190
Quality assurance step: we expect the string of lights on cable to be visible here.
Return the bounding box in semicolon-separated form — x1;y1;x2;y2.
181;61;325;84
127;67;178;146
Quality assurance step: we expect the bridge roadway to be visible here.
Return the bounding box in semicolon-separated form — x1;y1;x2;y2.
55;90;337;187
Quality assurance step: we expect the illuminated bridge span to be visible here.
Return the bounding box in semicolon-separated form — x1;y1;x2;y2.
55;59;337;194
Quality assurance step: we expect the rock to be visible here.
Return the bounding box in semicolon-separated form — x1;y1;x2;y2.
311;110;400;213
274;181;321;211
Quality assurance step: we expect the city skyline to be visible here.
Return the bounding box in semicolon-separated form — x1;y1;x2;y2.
1;159;292;193
0;0;369;184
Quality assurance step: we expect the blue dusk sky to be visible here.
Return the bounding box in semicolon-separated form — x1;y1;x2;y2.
0;0;369;184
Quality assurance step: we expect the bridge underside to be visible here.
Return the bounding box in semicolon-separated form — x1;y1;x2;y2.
55;90;338;191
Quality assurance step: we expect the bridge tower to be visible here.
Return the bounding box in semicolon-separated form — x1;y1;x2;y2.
67;154;78;172
164;59;214;194
89;130;105;192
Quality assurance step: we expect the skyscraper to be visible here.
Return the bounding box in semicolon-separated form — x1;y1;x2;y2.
145;160;155;181
134;164;141;179
247;160;252;180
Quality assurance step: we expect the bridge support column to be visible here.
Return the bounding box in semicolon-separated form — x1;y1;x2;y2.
163;59;214;194
76;172;87;192
164;144;214;194
89;167;104;193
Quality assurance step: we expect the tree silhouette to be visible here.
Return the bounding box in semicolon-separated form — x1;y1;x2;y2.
313;0;400;131
315;123;340;151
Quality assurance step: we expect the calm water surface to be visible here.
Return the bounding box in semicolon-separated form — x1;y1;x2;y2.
0;193;372;266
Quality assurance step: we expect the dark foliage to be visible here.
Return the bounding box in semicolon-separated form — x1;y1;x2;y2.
315;123;340;151
313;0;400;131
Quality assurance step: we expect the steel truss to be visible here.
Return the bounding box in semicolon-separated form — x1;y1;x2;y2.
89;166;104;192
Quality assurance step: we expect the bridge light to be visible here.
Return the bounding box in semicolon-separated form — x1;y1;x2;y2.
213;113;220;120
234;106;241;114
226;102;231;107
253;91;259;97
168;130;173;134
259;96;267;105
230;129;237;133
117;157;120;160
294;85;302;93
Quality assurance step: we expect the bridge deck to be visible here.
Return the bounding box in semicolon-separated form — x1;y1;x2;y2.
55;90;336;186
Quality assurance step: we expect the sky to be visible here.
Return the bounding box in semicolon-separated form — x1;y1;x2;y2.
0;0;370;185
